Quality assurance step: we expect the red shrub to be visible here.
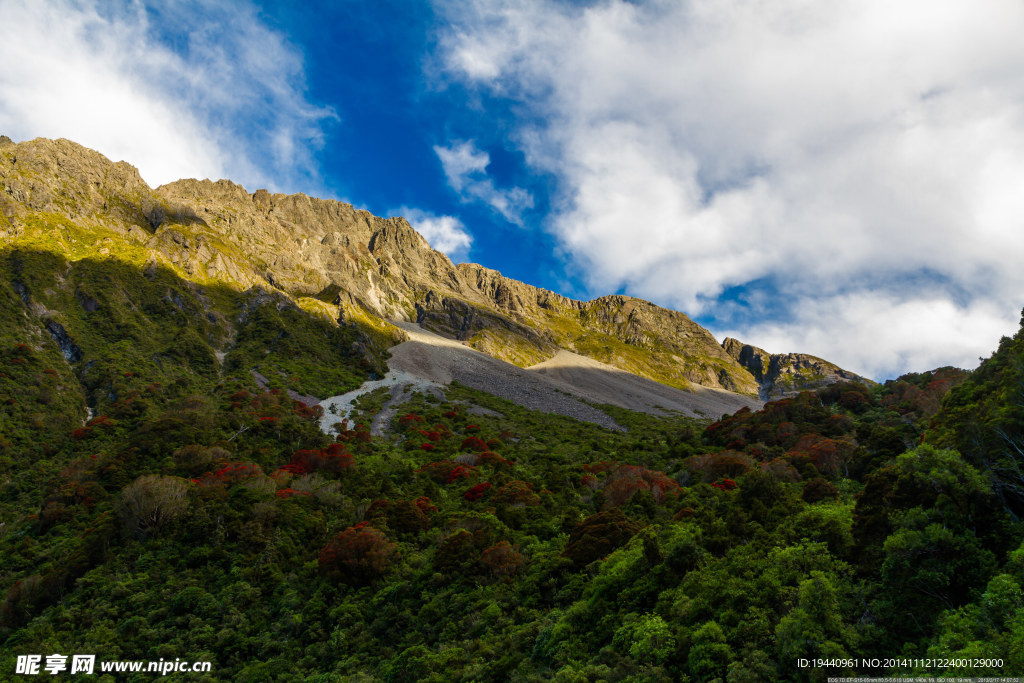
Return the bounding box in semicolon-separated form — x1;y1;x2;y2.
602;464;680;507
280;446;352;475
420;443;436;451
712;479;737;491
293;402;324;420
333;421;359;442
325;443;348;457
446;465;475;483
279;462;311;476
414;496;438;514
418;461;475;484
685;451;754;481
354;425;372;443
776;421;799;443
318;524;399;584
480;541;526;578
194;462;264;487
463;482;493;502
461;436;488;452
477;451;512;467
786;433;856;476
398;414;425;430
276;488;312;499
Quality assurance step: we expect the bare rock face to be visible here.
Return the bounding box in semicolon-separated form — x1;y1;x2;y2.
0;136;854;400
0;137;159;228
721;337;873;400
154;178;463;319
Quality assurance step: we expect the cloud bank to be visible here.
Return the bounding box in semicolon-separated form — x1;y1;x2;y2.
436;0;1024;378
0;0;332;192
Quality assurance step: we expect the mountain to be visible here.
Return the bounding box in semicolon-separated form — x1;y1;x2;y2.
721;336;875;400
3;135;1022;681
0;136;863;415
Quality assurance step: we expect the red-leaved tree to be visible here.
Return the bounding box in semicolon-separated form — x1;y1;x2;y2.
318;522;399;584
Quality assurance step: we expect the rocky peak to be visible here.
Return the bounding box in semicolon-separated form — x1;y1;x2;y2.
722;337;873;400
0;137;155;226
457;263;579;316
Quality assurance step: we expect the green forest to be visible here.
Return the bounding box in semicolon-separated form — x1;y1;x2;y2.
1;245;1023;681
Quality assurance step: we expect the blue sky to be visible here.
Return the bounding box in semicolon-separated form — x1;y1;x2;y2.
3;0;1024;381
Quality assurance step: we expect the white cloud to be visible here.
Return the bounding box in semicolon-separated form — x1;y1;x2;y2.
434;140;533;224
435;0;1024;377
0;0;332;192
721;294;1018;381
435;141;490;192
397;207;473;262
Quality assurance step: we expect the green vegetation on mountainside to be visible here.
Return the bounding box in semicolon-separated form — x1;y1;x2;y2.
928;317;1024;518
1;230;1022;679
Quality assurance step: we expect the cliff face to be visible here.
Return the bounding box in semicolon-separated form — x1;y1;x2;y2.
0;136;860;398
721;336;874;400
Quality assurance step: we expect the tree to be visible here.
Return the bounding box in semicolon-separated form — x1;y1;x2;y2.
613;613;676;665
480;541;526;579
775;571;857;680
318;522;399;584
687;620;732;681
563;509;641;567
119;475;189;537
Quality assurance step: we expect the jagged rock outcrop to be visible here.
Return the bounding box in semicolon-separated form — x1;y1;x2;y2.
722;337;873;400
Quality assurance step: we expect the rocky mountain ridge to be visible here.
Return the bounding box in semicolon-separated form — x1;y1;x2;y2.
0;136;864;399
721;337;873;400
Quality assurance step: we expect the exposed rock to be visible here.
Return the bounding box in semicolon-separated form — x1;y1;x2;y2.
45;320;83;363
722;337;873;400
